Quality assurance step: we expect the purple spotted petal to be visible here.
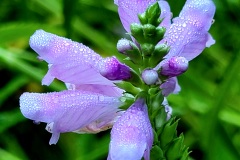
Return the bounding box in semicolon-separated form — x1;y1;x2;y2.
19;90;122;145
160;77;181;96
108;99;153;160
98;57;131;80
30;30;113;86
116;0;156;32
163;0;216;61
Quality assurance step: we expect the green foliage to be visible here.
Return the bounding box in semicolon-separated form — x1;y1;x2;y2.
0;0;240;160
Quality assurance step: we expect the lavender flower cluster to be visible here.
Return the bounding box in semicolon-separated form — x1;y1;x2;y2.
20;0;215;159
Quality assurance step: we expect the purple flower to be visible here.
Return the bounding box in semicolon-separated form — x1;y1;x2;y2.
30;30;130;86
20;91;123;145
116;0;215;96
162;0;216;61
108;99;153;160
20;30;130;144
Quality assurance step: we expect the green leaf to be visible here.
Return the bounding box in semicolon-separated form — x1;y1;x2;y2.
0;148;21;160
150;145;165;160
165;133;186;160
159;118;179;148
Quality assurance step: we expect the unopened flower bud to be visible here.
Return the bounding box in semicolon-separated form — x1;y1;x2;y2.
117;38;142;65
160;56;188;77
141;69;159;85
98;57;131;80
117;38;133;54
149;43;170;67
130;23;144;43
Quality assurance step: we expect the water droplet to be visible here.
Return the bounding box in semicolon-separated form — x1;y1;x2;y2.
99;96;104;102
182;23;187;27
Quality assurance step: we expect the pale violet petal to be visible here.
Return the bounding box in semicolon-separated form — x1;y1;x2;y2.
179;0;216;31
30;30;113;86
159;0;172;29
160;77;181;96
19;90;122;144
163;0;216;61
108;99;153;160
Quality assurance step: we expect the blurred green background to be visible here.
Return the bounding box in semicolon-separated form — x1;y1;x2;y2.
0;0;240;159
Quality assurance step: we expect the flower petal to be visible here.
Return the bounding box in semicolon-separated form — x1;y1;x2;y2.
30;30;112;86
108;99;153;160
160;77;181;96
117;0;156;32
19;90;122;145
179;0;216;31
158;0;172;29
66;83;123;97
163;0;215;61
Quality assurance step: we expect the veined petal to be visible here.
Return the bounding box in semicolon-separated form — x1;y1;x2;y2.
160;77;181;96
73;111;124;134
30;30;112;86
158;0;172;29
117;0;156;32
163;0;215;61
66;83;123;97
108;99;153;160
179;0;216;31
19;90;122;145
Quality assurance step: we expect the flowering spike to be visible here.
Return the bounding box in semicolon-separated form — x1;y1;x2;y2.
98;57;131;80
108;99;153;160
160;56;189;77
20;90;122;144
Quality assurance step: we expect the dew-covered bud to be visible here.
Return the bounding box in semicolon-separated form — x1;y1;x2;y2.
98;56;131;80
141;69;159;85
117;38;134;54
160;56;188;77
117;38;142;65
